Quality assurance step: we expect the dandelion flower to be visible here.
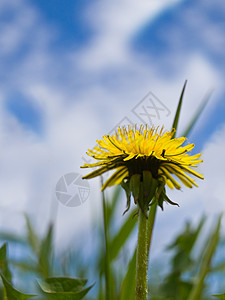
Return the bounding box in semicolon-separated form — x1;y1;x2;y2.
81;125;203;212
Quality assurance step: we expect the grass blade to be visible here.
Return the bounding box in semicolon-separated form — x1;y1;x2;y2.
109;209;137;262
120;248;136;300
0;243;12;281
106;186;121;228
101;177;111;300
24;214;39;256
38;224;53;277
171;80;187;137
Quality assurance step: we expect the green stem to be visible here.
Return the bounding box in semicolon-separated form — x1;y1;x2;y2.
135;207;148;300
147;201;157;258
101;178;111;300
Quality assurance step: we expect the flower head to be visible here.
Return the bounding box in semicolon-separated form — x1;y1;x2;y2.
81;125;203;212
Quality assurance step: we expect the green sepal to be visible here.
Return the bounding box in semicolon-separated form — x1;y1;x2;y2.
163;193;179;207
137;181;148;217
121;179;131;215
140;171;158;215
147;177;158;206
142;171;153;205
129;174;141;204
157;185;179;210
158;190;165;210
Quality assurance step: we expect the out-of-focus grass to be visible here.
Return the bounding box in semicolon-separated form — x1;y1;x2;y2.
0;195;225;300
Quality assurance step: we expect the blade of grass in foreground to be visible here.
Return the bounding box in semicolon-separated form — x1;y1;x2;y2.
171;80;187;138
106;186;121;228
38;223;53;277
109;208;136;262
120;248;136;300
101;176;111;300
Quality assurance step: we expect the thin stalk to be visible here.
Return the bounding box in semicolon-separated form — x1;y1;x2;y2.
147;201;157;258
101;177;111;300
135;207;148;300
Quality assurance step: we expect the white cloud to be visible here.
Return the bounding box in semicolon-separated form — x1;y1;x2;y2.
0;0;225;253
77;0;182;69
0;0;40;57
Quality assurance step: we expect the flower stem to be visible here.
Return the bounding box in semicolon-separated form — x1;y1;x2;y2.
135;206;148;300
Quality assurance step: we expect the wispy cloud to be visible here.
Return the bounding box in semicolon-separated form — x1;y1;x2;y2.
0;0;224;249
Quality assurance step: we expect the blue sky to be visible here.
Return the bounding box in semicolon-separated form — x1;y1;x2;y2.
0;0;225;273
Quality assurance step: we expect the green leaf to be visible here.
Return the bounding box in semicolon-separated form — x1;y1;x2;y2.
213;294;225;300
120;248;136;300
38;224;53;277
38;277;94;300
0;243;12;281
109;209;137;261
39;277;87;292
0;273;36;300
182;89;212;138
171;80;187;137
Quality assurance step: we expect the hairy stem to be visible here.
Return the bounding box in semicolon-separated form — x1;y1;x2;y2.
135;207;148;300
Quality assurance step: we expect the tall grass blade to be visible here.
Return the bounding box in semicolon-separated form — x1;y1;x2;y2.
120;249;136;300
171;80;187;137
0;243;12;281
24;214;39;256
109;209;137;261
101;177;111;300
106;186;121;228
38;223;53;277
